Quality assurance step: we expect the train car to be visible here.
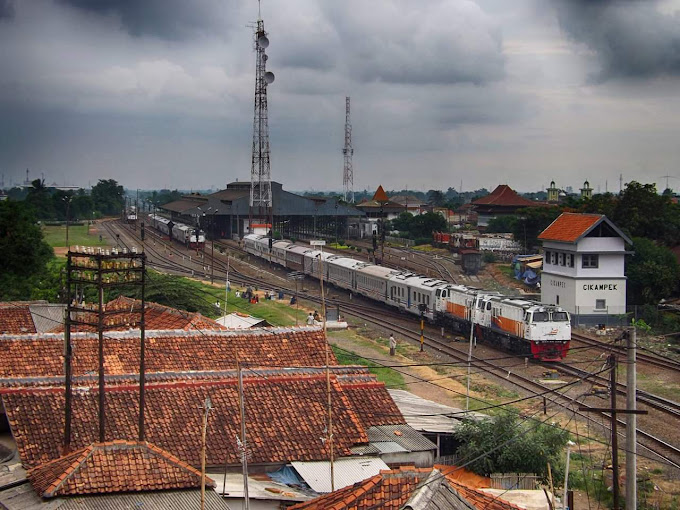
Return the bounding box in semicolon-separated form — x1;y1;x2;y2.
303;250;334;281
285;245;311;272
327;257;362;290
243;234;263;256
387;273;449;320
272;241;291;268
357;265;400;303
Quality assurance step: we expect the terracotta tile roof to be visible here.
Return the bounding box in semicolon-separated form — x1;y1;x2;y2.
0;327;334;380
471;185;536;208
372;185;389;203
290;466;523;510
338;381;405;428
538;212;603;243
289;466;431;509
3;374;369;469
50;296;226;333
27;440;212;498
0;302;38;334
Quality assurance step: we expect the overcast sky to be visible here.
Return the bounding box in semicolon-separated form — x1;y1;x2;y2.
2;0;680;194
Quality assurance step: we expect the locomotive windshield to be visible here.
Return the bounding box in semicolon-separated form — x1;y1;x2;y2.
553;311;569;322
532;311;550;322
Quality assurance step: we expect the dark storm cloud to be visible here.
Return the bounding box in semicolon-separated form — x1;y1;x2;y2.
58;0;233;40
552;0;680;80
0;0;15;20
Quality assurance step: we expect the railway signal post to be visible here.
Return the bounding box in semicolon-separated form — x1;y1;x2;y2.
418;303;426;352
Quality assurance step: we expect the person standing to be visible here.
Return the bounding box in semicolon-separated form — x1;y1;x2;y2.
306;312;315;325
389;333;397;356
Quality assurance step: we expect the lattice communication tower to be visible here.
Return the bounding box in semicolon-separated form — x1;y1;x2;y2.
342;96;354;203
249;17;275;232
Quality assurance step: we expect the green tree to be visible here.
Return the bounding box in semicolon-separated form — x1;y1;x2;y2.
427;189;445;207
486;215;518;233
25;179;55;220
454;413;569;482
410;211;446;237
0;201;54;299
513;207;561;252
92;179;125;216
391;212;414;233
626;237;680;305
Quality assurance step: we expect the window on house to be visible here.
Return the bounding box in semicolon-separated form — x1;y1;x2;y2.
595;299;606;310
558;253;565;266
551;252;557;265
544;250;551;264
556;295;560;305
567;254;574;267
582;254;599;268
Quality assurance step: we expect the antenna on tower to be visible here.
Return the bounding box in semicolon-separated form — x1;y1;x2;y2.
249;10;275;234
342;97;354;203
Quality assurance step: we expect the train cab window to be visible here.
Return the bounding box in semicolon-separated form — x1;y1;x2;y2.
486;302;491;311
532;311;549;322
436;290;441;297
427;295;430;305
553;311;569;321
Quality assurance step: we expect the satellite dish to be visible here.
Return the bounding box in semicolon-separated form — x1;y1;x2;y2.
264;71;275;84
257;35;269;48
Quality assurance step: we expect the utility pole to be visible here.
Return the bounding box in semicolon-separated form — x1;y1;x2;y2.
578;353;647;510
466;297;476;411
609;354;621;510
626;327;637;510
237;358;250;510
201;397;213;510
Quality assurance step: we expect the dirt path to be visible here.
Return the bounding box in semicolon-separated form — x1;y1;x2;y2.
329;329;480;411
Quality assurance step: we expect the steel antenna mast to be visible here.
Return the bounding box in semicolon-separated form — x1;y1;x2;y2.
249;9;275;233
342;97;354;203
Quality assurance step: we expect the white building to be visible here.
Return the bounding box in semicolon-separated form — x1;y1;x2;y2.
538;213;632;322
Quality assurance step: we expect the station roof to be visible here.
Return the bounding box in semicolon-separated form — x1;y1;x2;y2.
538;212;632;244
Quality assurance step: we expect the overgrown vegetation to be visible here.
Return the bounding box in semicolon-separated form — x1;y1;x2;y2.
453;412;569;482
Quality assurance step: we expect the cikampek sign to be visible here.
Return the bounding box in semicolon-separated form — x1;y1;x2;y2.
582;283;618;291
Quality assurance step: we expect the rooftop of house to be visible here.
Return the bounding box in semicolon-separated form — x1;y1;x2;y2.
471;185;538;209
0;326;334;381
27;440;212;498
289;465;523;510
49;296;225;333
538;212;632;244
2;370;404;469
0;301;64;335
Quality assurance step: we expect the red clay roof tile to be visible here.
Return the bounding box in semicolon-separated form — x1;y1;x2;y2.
0;302;37;334
538;212;604;243
3;374;373;469
471;185;537;208
28;440;212;498
0;327;334;380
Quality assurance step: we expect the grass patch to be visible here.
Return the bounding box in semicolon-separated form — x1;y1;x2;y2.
42;224;108;248
411;244;436;252
332;345;406;389
496;264;514;278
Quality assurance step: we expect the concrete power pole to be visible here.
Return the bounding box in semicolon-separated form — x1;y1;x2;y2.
626;327;637;509
342;96;354;203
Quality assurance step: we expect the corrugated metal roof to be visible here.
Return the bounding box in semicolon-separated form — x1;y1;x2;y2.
0;484;230;510
372;441;408;453
292;457;389;494
58;490;230;509
207;473;310;502
367;424;437;452
388;390;486;434
215;313;268;329
29;304;64;333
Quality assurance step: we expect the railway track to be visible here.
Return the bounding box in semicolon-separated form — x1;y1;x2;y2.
571;331;680;374
100;220;680;468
